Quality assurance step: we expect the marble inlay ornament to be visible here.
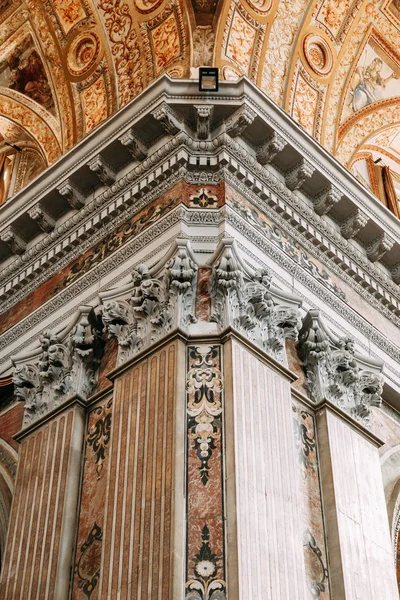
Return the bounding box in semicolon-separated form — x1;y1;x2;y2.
187;345;223;485
303;34;333;77
185;524;226;600
298;310;384;424
12;307;103;426
208;238;301;365
100;239;198;365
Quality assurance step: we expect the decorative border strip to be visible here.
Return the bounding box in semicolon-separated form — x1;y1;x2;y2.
185;344;226;599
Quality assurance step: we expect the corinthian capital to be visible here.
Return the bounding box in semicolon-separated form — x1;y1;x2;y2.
298;310;383;425
208;239;301;365
100;239;198;366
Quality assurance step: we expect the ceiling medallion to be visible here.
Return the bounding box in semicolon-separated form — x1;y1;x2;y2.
66;31;101;80
134;0;164;14
246;0;272;14
303;34;333;77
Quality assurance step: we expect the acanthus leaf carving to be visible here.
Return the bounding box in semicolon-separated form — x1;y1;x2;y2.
208;239;301;365
100;239;198;366
298;309;383;425
12;307;104;427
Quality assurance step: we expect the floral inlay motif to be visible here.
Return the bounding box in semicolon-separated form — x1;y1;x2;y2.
293;407;317;473
303;529;329;599
189;188;218;208
185;525;226;600
187;346;223;485
87;398;112;478
74;523;103;599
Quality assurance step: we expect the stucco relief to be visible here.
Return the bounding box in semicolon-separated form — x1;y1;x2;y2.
81;76;108;132
52;0;85;34
291;74;319;136
221;2;265;80
97;0;144;107
260;0;304;103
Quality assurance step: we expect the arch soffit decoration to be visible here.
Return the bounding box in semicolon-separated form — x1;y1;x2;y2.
0;2;399;195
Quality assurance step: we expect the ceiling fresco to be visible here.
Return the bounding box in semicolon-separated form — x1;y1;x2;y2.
0;0;399;210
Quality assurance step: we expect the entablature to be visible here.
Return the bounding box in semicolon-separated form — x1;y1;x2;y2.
0;76;399;324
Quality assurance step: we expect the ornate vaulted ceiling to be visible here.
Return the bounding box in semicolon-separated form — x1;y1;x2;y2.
1;0;400;205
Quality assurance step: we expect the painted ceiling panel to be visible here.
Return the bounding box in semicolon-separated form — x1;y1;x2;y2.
0;0;399;208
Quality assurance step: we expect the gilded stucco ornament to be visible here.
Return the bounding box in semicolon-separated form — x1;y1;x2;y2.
298;310;384;425
208;238;302;365
100;239;198;365
303;34;333;78
66;30;102;80
12;307;104;426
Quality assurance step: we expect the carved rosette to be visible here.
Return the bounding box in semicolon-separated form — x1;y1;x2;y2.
100;239;198;365
12;307;103;427
208;239;301;365
298;310;383;425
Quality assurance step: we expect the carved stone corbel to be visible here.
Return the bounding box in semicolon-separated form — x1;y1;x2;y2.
28;204;55;233
285;159;315;191
208;239;301;365
88;156;116;186
340;209;368;239
100;239;198;365
58;179;85;210
313;184;342;216
152;103;182;135
366;233;394;263
119;128;148;160
194;105;214;140
257;132;287;165
0;226;26;255
391;263;400;284
225;105;257;138
12;307;103;427
298;309;383;425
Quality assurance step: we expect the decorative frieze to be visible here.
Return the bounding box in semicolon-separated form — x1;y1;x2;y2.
100;239;198;365
12;306;103;426
208;238;301;365
298;310;383;425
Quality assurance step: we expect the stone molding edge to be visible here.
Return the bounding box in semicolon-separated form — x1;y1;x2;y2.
14;392;87;442
314;400;384;448
224;181;400;326
1;139;399;330
290;387;385;447
0;87;399;301
1;206;400;388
